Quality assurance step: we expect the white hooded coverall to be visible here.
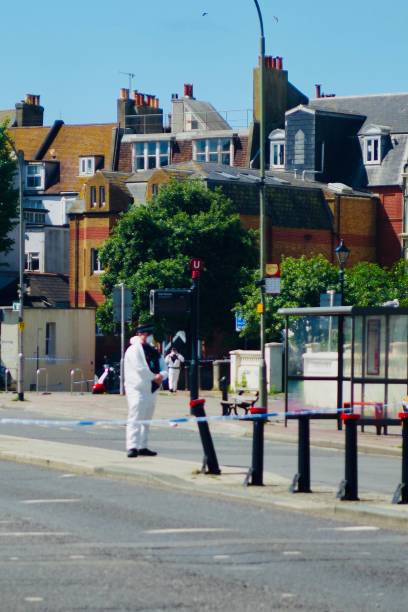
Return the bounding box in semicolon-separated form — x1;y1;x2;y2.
124;336;167;451
165;351;185;391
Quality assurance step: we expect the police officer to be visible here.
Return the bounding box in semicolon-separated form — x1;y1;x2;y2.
124;323;168;458
165;347;185;393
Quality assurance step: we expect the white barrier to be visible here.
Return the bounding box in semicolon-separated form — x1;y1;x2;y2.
70;368;84;395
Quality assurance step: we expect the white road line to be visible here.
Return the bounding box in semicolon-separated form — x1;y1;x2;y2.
319;526;379;532
0;532;70;537
21;499;81;505
283;550;302;556
145;528;234;534
213;555;230;560
59;474;76;478
69;555;85;560
24;597;44;603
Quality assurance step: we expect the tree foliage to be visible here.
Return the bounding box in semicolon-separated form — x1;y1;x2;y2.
236;255;408;342
0;123;18;255
96;180;258;342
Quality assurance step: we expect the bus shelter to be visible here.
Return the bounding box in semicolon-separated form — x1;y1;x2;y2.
277;306;408;421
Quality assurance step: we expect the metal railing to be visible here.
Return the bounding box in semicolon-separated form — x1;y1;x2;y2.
36;368;48;394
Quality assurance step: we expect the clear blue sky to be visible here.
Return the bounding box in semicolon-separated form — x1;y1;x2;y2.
1;0;407;126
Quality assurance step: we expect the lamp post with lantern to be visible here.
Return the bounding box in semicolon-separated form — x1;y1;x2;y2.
335;238;350;428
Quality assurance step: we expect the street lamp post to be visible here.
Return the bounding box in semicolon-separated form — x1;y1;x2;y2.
4;134;25;400
335;238;350;430
253;0;268;410
335;239;350;306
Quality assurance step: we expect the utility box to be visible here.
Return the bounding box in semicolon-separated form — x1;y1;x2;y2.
149;289;191;316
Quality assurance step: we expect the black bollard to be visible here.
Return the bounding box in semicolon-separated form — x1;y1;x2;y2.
290;414;311;493
337;413;360;501
245;407;266;486
392;413;408;504
220;376;228;401
190;398;221;475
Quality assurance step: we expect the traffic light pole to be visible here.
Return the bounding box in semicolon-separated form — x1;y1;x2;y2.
189;268;220;475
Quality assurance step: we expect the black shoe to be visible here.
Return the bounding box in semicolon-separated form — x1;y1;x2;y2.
127;448;138;458
138;448;157;457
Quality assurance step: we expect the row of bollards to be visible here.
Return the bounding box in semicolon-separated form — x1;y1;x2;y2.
290;411;408;504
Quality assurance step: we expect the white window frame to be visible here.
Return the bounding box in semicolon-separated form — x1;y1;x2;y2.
133;141;170;171
193;138;233;165
24;211;46;224
271;141;285;168
25;252;40;271
25;164;44;190
79;157;95;176
364;137;381;165
91;248;104;274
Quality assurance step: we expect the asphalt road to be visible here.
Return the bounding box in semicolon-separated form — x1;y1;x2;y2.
0;408;402;498
1;460;407;612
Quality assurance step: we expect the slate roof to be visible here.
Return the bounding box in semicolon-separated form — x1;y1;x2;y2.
0;272;69;307
182;100;231;131
308;95;408;187
309;94;408;134
157;161;340;230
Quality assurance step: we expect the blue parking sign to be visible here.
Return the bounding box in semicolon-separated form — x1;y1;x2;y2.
235;312;246;332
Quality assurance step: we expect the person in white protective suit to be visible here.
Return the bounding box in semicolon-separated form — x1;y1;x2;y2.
165;347;185;393
124;323;168;458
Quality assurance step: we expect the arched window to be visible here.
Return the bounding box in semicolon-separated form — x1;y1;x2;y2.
294;129;305;165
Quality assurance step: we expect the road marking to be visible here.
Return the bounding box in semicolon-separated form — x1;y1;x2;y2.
283;550;302;556
213;555;230;560
145;528;234;534
281;593;295;599
0;532;70;537
21;499;80;505
9;557;19;560
323;526;379;532
69;555;85;560
59;474;76;478
25;597;44;603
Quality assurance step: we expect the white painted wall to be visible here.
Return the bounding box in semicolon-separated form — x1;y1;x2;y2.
0;308;95;392
229;343;283;393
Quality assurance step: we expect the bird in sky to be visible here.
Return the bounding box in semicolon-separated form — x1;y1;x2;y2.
202;12;208;16
273;16;279;22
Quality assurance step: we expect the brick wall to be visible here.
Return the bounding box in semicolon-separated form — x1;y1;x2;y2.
172;140;192;163
118;142;132;172
370;186;403;266
234;135;248;167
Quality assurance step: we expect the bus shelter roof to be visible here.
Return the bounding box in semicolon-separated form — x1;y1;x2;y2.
277;306;408;317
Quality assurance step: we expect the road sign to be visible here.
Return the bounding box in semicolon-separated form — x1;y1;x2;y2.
265;277;281;294
256;303;264;314
265;263;280;277
113;286;132;322
235;312;247;332
12;302;20;312
149;289;191;316
18;321;25;331
189;258;204;278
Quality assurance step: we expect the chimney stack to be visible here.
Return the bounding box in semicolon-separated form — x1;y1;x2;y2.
184;83;194;98
315;84;321;98
120;88;129;99
15;94;44;126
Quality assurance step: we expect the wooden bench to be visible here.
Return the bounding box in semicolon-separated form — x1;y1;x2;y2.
221;390;259;416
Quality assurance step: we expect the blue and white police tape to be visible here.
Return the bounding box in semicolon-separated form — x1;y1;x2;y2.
0;407;359;429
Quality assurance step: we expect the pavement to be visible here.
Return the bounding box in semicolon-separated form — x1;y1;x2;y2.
0;389;408;531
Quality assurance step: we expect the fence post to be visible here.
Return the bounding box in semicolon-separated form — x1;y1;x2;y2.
244;407;267;487
290;414;311;493
337;413;360;501
392;413;408;504
190;398;221;475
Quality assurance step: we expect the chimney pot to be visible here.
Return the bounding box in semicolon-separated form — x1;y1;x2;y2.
271;57;276;69
120;88;129;99
277;56;283;70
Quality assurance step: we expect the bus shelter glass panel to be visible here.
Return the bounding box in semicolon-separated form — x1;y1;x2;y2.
365;315;386;379
387;385;408;416
352;317;364;378
388;315;408;379
288;316;339;377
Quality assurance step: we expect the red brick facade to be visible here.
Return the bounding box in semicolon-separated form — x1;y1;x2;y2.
369;186;403;267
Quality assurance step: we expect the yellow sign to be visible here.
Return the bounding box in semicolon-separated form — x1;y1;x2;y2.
18;321;25;331
266;263;279;277
256;303;264;314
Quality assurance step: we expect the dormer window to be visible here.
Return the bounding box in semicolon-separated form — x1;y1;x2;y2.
269;129;285;170
26;163;44;189
364;137;380;164
79;157;95;176
193;138;233;165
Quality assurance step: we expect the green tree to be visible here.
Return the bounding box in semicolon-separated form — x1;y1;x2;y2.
0;123;18;255
237;255;339;342
345;261;391;306
96;180;258;343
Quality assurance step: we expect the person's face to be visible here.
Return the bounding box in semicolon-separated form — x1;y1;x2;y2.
138;331;150;344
